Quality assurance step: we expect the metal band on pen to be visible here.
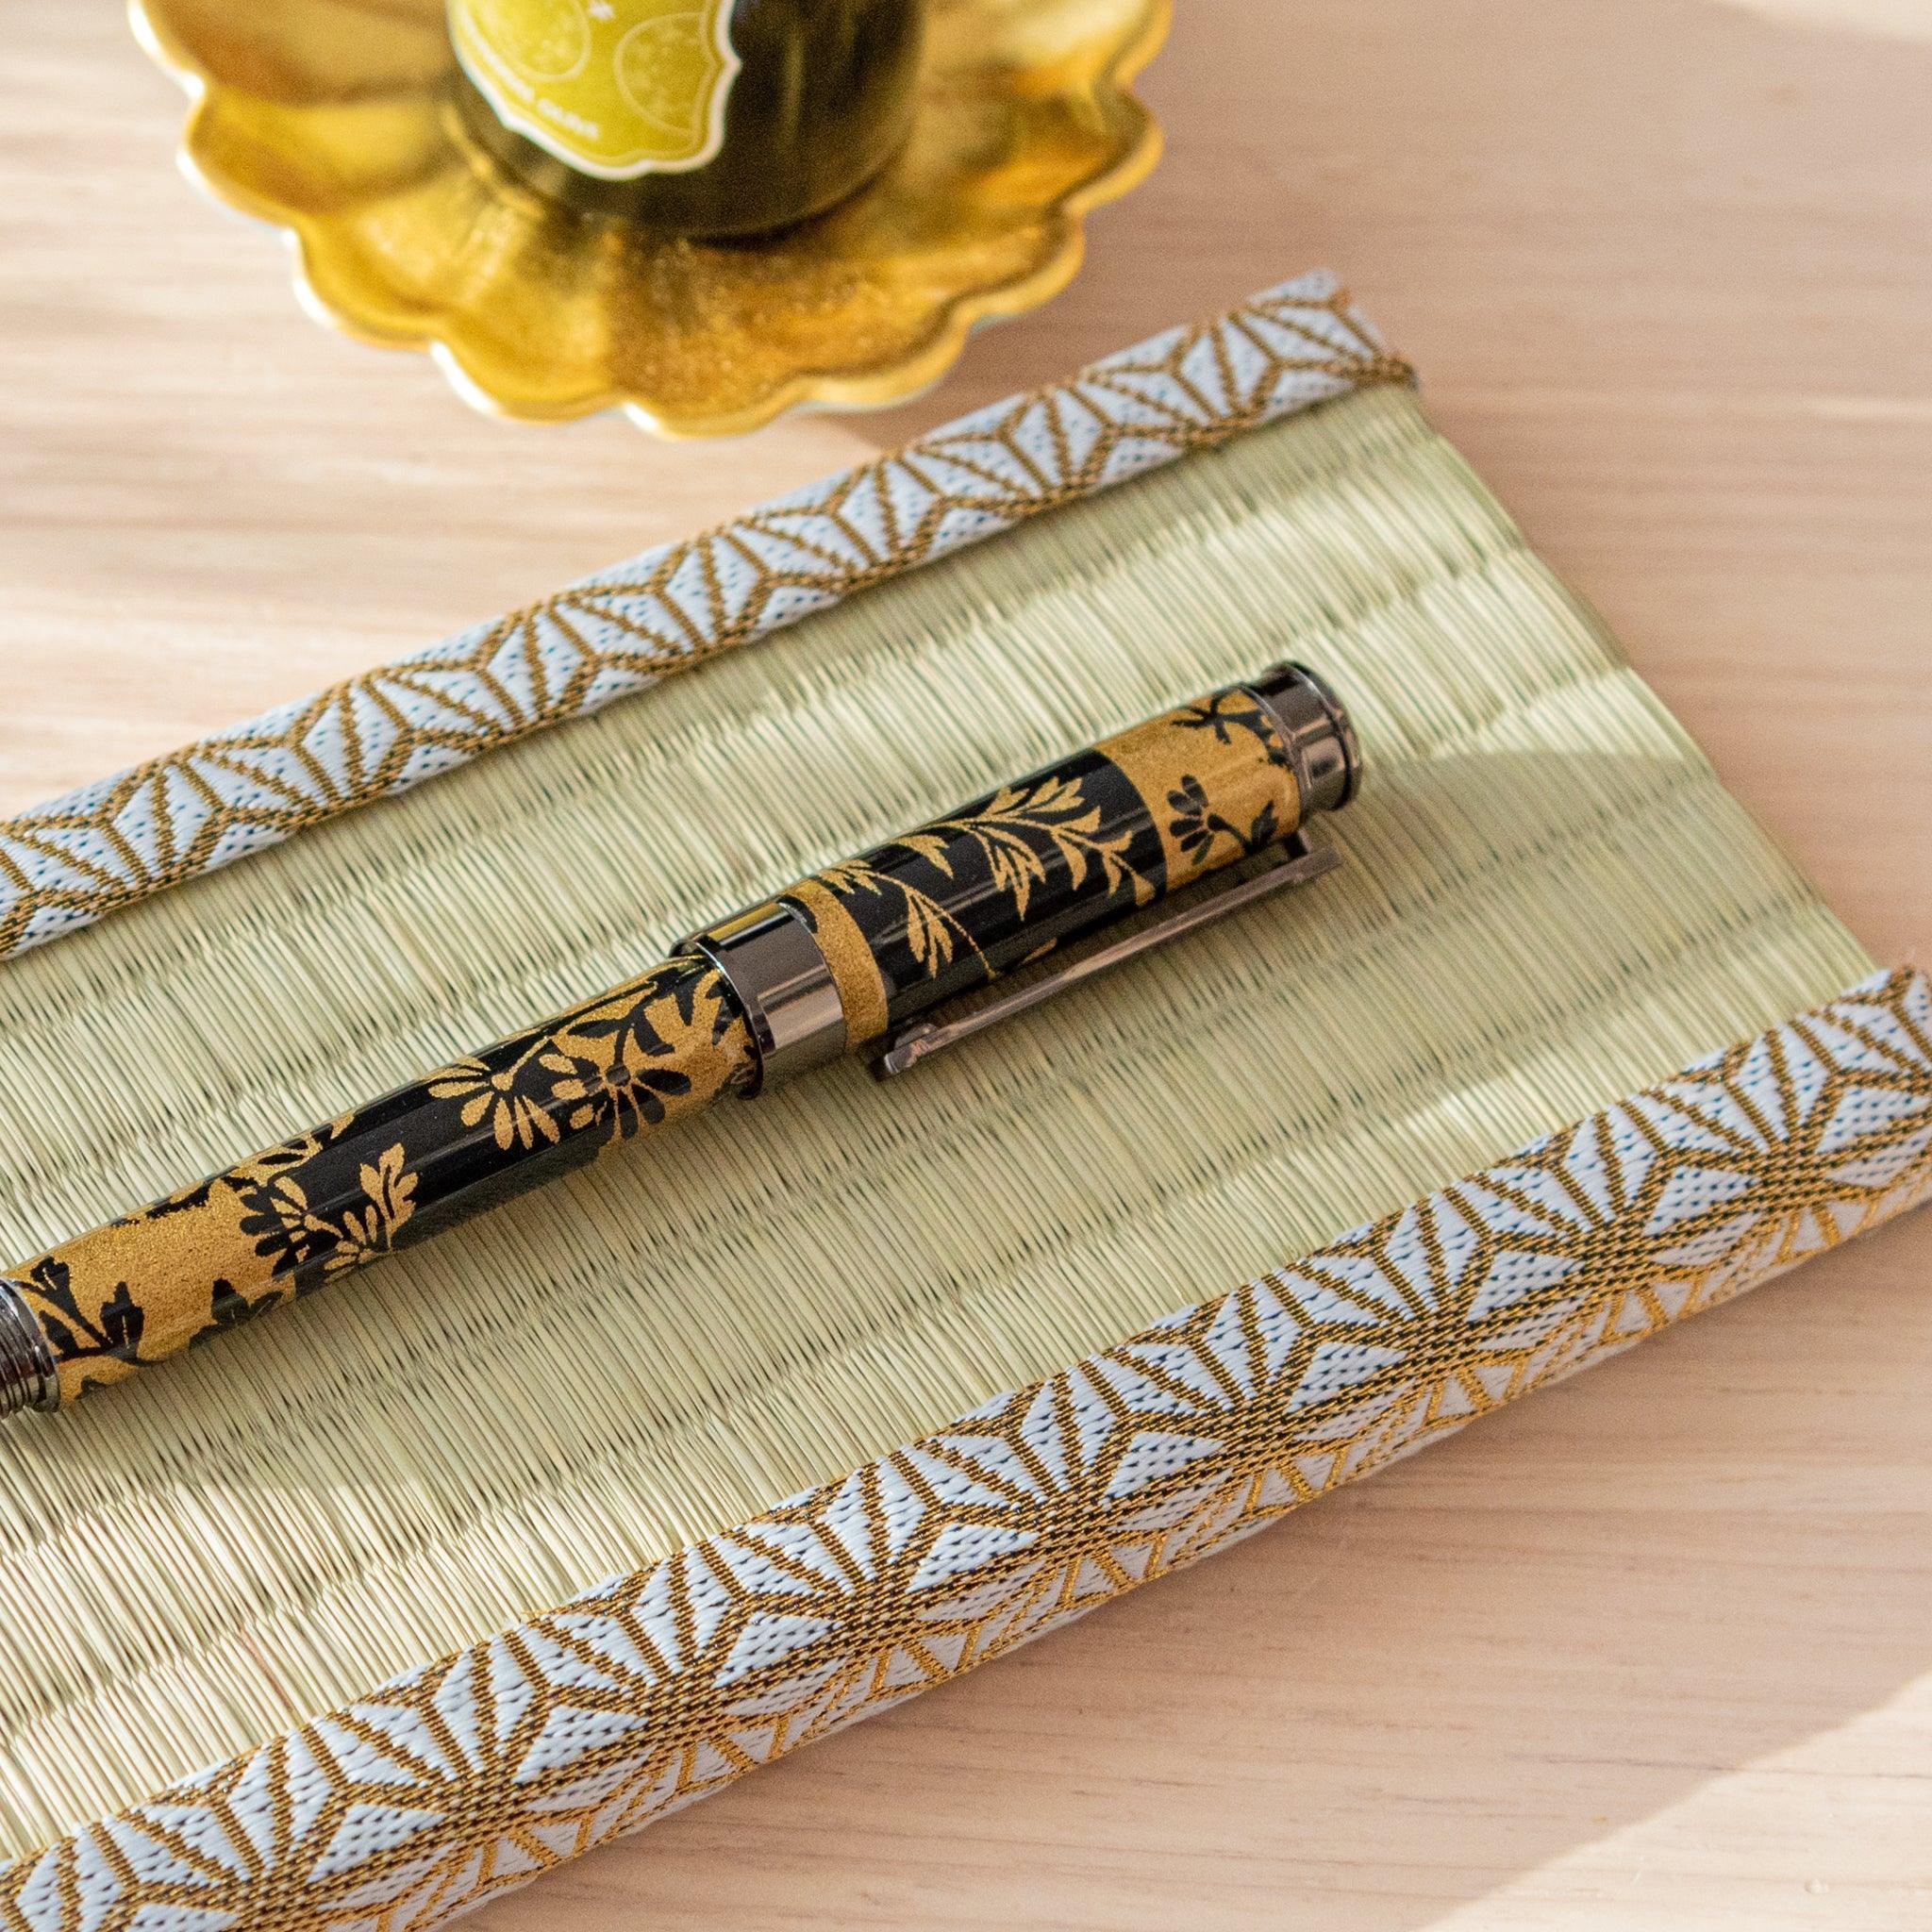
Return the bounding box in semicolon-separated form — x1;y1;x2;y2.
683;903;846;1093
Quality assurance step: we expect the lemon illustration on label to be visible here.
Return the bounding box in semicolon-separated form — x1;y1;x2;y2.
449;0;741;179
615;11;723;144
470;0;591;79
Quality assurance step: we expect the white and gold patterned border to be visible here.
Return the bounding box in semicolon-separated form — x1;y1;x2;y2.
5;967;1927;1932
0;270;1407;962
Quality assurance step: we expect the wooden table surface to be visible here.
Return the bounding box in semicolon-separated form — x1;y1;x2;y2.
4;2;1929;1925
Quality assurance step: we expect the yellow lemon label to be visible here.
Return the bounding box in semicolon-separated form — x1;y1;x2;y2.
449;0;741;179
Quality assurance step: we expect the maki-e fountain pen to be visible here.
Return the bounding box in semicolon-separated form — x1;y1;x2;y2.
0;664;1360;1414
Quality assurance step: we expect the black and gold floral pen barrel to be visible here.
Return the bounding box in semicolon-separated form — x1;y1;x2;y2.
0;665;1359;1414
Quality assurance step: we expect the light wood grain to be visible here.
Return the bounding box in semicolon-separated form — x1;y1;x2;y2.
3;1;1928;1926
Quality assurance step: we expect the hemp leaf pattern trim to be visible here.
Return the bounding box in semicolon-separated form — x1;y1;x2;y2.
0;272;1407;962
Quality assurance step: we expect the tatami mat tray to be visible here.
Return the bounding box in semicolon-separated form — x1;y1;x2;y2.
0;271;1924;1931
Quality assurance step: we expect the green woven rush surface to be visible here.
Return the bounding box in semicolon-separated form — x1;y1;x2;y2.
0;383;1872;1853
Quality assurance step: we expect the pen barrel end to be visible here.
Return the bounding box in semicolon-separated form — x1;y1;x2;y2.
0;1282;58;1417
1246;661;1363;816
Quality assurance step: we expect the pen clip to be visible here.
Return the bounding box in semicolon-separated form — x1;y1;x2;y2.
872;830;1342;1078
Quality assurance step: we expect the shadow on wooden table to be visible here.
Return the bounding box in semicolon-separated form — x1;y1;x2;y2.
853;0;1932;455
462;1209;1932;1931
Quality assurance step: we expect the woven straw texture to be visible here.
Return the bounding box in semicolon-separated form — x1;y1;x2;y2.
0;291;1891;1920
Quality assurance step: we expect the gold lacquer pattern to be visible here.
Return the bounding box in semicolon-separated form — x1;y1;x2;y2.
784;686;1299;1041
132;0;1172;430
6;958;753;1406
4;968;1926;1930
0;272;1406;965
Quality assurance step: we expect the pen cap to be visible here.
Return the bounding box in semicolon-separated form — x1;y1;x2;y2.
691;663;1362;1084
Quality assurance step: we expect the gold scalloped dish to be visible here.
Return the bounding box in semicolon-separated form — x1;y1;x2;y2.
132;0;1171;437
